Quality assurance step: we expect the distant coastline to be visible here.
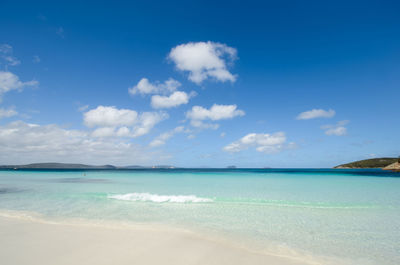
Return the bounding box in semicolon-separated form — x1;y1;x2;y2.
1;161;399;172
0;163;177;170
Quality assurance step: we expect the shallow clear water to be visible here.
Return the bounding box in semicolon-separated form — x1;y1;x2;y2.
0;169;399;264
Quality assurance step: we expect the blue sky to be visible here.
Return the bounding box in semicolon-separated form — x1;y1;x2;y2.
0;0;399;167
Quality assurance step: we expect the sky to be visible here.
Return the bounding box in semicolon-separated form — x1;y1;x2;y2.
0;0;399;167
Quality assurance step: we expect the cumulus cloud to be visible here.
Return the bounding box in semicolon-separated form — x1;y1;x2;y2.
149;126;184;147
0;108;17;119
223;132;290;154
321;120;349;136
168;41;237;84
296;109;335;120
129;78;181;96
186;104;244;128
116;127;131;137
0;121;161;165
0;71;38;101
84;106;138;127
91;127;116;138
129;78;193;109
84;106;168;138
151;91;194;109
131;111;168;137
0;44;20;67
186;104;245;121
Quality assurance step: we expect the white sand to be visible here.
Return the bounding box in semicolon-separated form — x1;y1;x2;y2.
0;215;315;265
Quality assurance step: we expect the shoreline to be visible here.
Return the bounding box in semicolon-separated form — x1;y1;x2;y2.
0;210;322;265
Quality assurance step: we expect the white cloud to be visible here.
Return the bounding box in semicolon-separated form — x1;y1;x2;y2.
116;127;131;137
324;127;347;136
131;111;168;137
0;44;20;66
0;108;17;119
151;91;191;109
130;78;192;109
187;104;245;121
223;132;288;154
220;132;226;137
189;120;220;130
91;126;132;138
4;57;20;66
84;106;168;138
186;104;245;128
129;78;181;96
0;71;38;101
149;126;184;147
296;109;335;120
168;41;237;84
91;127;116;138
84;106;138;128
321;120;349;136
0;121;163;165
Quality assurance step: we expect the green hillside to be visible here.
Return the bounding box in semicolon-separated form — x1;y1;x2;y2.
334;158;398;168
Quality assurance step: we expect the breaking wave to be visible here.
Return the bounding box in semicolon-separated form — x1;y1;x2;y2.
107;194;374;209
108;193;213;203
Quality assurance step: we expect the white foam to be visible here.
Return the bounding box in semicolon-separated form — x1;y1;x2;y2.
108;193;213;203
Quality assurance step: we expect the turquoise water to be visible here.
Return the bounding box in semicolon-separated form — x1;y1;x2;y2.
1;169;399;264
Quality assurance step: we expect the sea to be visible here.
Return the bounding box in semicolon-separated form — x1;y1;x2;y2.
0;168;399;264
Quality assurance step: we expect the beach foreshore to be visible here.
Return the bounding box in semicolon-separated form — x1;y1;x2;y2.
0;214;316;265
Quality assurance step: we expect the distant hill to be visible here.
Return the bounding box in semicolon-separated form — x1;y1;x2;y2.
0;163;179;170
334;158;399;169
0;163;116;170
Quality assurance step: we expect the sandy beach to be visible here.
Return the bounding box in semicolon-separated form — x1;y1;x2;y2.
0;215;313;265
